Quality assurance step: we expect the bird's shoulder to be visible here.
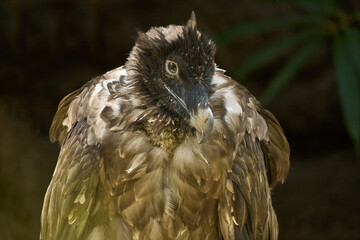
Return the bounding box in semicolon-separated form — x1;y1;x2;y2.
211;68;289;187
49;66;138;145
210;68;269;144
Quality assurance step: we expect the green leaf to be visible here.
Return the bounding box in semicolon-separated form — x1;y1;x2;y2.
233;28;321;79
332;33;360;154
344;28;360;76
214;16;326;44
261;40;323;104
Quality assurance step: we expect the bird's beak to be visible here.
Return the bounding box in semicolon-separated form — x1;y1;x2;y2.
163;84;214;143
189;107;214;143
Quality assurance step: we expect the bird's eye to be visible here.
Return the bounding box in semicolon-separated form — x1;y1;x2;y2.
165;60;178;75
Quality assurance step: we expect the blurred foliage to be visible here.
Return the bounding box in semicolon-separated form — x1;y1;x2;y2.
215;0;360;155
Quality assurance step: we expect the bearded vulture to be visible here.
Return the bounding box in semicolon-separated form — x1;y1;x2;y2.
40;12;290;240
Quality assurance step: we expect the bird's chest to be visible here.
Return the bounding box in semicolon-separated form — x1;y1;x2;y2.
101;128;234;238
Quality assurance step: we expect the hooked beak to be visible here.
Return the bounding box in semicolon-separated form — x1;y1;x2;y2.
189;107;214;143
163;85;214;143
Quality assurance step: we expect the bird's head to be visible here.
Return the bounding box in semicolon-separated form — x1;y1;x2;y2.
125;12;216;143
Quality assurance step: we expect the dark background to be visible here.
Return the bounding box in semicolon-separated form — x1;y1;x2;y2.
0;0;359;239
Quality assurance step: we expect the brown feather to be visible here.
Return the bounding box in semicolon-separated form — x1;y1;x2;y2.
259;108;290;188
49;90;81;144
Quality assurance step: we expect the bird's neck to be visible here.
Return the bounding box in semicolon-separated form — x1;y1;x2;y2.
142;119;186;155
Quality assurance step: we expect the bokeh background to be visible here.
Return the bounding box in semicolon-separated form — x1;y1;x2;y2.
1;0;359;239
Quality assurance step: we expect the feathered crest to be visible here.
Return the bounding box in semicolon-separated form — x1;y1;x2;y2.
187;11;197;30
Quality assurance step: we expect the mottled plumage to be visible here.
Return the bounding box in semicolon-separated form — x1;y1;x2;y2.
41;13;290;240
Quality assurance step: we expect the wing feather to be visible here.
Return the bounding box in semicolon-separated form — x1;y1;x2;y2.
49;90;81;144
229;135;272;240
42;67;126;240
41;118;101;240
213;70;289;240
258;108;290;188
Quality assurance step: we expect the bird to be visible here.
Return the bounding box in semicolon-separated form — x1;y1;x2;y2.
40;12;290;240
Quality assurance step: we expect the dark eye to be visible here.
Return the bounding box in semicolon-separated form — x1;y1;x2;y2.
165;60;178;75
